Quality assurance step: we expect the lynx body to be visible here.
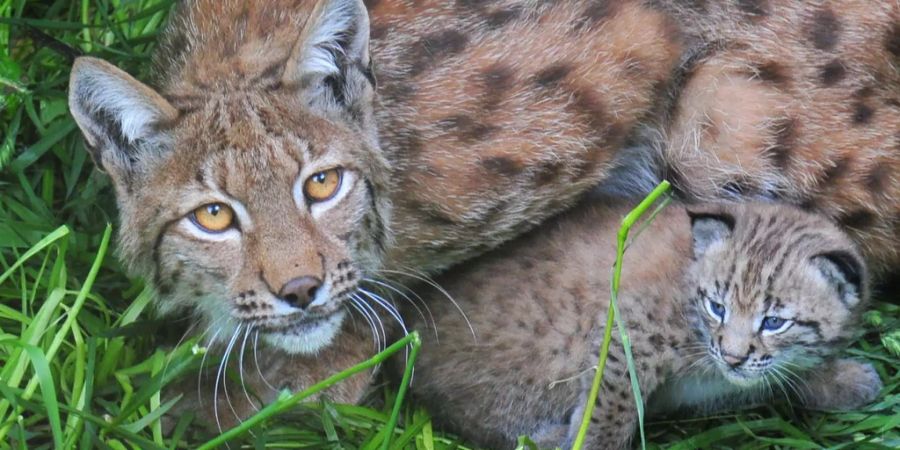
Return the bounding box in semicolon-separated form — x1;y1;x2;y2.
408;202;881;449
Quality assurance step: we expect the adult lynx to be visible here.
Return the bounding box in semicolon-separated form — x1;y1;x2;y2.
67;0;680;356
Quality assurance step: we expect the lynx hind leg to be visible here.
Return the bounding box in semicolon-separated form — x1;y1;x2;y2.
562;369;638;450
799;358;883;411
562;347;666;450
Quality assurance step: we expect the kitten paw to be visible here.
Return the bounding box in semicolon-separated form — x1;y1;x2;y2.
801;358;882;411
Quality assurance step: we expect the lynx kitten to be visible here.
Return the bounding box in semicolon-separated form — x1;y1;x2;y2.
407;201;881;449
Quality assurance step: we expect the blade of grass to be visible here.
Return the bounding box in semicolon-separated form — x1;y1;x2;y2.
0;339;64;448
197;331;422;450
0;225;69;286
571;181;671;450
0;224;111;444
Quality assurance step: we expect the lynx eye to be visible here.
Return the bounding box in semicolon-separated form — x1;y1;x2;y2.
191;203;235;233
304;168;342;202
707;299;726;320
761;316;792;333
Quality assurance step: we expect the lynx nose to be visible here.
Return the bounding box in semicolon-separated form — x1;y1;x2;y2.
721;352;747;368
279;276;322;309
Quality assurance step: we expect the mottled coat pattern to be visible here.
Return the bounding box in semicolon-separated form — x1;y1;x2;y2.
67;0;683;419
651;0;900;275
65;0;898;428
407;202;880;449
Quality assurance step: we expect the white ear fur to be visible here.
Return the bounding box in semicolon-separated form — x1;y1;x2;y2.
301;0;367;76
811;251;865;308
688;211;735;258
283;0;370;85
68;57;177;168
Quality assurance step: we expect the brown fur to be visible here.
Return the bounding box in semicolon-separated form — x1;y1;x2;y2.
653;0;900;275
67;0;683;417
66;0;898;424
406;201;879;449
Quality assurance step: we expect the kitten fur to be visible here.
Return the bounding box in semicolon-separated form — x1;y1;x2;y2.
405;201;880;449
66;0;898;416
648;0;900;276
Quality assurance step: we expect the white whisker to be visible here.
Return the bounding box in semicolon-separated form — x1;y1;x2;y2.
358;287;409;337
198;326;224;408
215;324;243;433
238;325;259;413
363;277;439;341
358;288;413;381
349;297;381;352
163;320;199;379
352;294;386;352
375;268;477;341
252;330;278;393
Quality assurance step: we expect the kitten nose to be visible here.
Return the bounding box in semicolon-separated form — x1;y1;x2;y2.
722;352;746;368
279;276;322;309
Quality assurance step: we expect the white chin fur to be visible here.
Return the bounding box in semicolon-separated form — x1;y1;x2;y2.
261;311;346;355
721;369;763;388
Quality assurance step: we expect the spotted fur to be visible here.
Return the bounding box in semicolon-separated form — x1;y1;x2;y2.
647;0;900;276
67;0;683;419
405;202;880;449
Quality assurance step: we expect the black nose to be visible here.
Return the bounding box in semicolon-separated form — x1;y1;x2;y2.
279;276;322;309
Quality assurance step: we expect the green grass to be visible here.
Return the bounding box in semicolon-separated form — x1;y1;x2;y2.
1;1;898;448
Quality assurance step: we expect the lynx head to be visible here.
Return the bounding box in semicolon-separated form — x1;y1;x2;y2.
67;0;389;354
684;204;867;387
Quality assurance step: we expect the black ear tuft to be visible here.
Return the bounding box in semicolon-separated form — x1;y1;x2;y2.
812;250;865;307
282;0;373;116
687;209;736;258
68;56;177;186
687;210;736;231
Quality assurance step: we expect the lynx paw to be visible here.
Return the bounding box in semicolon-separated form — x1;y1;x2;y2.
801;358;882;411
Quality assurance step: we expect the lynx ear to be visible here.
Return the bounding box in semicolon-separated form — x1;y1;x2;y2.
283;0;374;118
812;251;866;308
68;57;177;183
687;209;735;259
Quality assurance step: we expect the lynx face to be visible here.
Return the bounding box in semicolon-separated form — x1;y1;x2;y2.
68;1;390;354
684;205;866;387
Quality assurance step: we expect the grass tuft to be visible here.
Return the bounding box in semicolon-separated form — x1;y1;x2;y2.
2;1;898;449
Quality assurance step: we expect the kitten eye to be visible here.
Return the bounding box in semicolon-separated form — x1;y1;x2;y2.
761;316;792;333
304;168;342;202
191;203;235;233
707;299;726;320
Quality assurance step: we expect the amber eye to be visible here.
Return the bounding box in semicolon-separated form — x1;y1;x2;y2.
304;168;343;202
191;203;235;233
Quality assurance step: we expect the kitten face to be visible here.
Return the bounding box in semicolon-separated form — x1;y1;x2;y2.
684;205;866;387
67;1;388;354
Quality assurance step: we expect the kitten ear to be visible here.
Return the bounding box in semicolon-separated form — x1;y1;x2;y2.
812;251;866;308
687;209;735;258
283;0;374;119
68;57;178;184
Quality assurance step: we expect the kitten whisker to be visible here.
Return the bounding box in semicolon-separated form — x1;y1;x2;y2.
775;363;807;402
767;369;792;410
